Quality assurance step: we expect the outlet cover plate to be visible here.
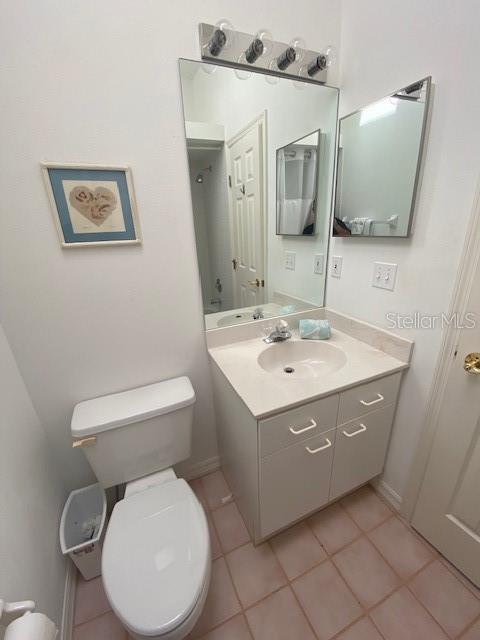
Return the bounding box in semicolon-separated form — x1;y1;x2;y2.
372;262;398;291
331;256;343;278
285;251;296;270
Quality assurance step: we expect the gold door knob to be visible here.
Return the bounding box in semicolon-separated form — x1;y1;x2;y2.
464;353;480;373
248;278;265;288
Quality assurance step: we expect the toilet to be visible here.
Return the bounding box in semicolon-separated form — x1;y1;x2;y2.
71;377;211;640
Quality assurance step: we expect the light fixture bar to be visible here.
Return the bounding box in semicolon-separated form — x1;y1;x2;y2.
199;23;330;84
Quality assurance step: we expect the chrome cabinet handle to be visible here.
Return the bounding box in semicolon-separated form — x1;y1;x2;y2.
289;418;317;435
342;423;367;438
306;438;332;454
360;393;384;406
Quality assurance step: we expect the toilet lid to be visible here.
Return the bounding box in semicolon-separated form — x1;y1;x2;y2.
102;479;209;637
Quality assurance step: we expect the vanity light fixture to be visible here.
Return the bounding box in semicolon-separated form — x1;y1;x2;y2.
199;23;334;84
306;45;337;77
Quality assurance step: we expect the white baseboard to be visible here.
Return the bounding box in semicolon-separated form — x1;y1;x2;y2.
179;456;220;481
60;560;77;640
372;478;403;512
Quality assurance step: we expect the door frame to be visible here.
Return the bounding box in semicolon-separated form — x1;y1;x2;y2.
226;111;267;308
402;176;480;520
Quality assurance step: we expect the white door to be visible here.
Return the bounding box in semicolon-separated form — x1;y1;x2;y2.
227;116;266;308
412;250;480;586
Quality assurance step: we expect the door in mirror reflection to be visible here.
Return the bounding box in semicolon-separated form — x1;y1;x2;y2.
333;77;431;237
277;130;321;236
179;59;339;329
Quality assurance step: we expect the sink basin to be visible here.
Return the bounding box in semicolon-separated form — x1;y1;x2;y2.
257;340;347;379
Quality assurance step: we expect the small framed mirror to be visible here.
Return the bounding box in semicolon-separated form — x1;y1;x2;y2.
333;77;431;237
276;129;321;236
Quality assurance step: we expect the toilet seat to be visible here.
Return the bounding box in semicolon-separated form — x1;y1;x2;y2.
102;479;210;638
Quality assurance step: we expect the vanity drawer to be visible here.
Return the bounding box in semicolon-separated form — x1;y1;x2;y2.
337;373;401;425
330;403;396;500
259;395;339;458
259;429;335;538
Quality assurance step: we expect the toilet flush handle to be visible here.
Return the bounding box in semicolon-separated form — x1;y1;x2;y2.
72;436;97;449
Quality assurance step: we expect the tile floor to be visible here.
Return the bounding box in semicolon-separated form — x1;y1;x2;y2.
73;470;480;640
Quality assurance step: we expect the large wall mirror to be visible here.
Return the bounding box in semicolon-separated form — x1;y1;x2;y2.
179;59;338;329
333;77;431;237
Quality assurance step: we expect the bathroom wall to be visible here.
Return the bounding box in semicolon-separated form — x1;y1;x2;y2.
0;325;67;635
0;1;342;490
329;0;480;502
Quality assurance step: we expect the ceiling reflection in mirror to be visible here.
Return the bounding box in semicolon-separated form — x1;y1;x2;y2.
333;77;431;237
179;60;338;329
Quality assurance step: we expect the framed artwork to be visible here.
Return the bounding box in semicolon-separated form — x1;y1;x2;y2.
41;163;141;247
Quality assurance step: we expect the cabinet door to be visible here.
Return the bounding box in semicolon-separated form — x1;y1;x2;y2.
259;429;335;538
330;404;395;500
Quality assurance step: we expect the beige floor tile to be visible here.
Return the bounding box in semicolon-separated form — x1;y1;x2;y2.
340;486;392;531
460;618;480;640
212;502;250;553
190;478;209;512
74;575;111;626
292;561;362;639
226;542;287;608
271;521;326;580
371;587;449;640
409;560;480;637
333;537;400;607
208;515;222;560
73;611;127;640
368;516;434;579
308;503;361;554
334;616;384;640
246;586;315;640
202;471;232;511
190;557;241;638
197;614;252;640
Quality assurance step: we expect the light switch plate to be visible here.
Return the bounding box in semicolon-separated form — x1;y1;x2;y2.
285;251;296;270
331;256;343;278
372;262;398;291
314;254;324;274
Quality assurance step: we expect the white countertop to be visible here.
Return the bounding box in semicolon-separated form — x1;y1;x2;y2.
208;328;409;418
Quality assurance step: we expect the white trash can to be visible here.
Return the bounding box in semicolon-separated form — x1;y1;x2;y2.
60;483;107;580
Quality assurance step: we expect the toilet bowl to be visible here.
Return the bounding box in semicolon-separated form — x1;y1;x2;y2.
71;377;210;640
102;475;211;639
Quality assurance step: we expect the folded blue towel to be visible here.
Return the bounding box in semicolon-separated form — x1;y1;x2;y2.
280;304;297;314
299;319;331;340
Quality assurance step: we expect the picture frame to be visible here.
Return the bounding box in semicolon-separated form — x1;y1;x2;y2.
41;163;142;247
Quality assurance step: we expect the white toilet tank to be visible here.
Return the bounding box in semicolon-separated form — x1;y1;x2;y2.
71;377;195;488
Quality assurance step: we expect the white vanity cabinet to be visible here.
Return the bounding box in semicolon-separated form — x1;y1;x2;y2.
211;361;402;543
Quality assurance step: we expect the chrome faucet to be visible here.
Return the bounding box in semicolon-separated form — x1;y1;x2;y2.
263;320;292;344
252;307;264;320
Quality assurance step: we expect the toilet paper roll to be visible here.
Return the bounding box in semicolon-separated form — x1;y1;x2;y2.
4;612;57;640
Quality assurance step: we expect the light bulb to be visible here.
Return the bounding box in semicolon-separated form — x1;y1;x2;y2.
244;28;273;64
275;37;306;71
203;19;235;57
304;44;337;77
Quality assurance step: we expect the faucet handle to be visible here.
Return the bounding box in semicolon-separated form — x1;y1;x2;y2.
275;319;290;332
